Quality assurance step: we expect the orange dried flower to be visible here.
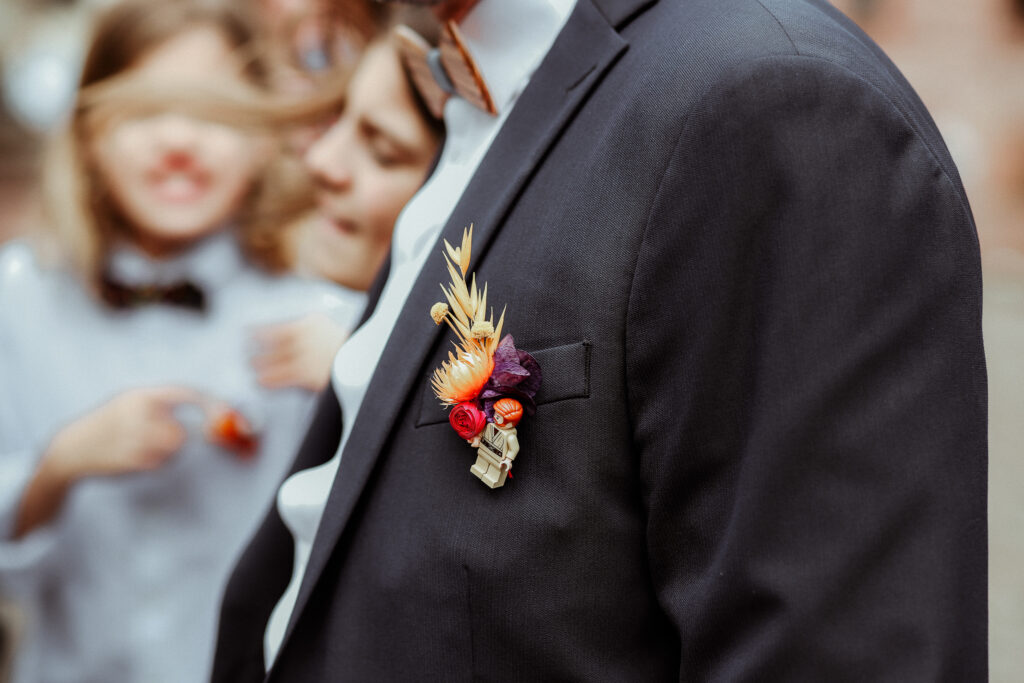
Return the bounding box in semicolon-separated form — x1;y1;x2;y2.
430;225;505;406
431;346;494;405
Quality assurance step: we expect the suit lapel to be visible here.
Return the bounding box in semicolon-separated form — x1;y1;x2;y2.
593;0;658;27
272;0;646;665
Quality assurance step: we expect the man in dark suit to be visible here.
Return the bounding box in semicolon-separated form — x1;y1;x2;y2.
213;0;987;679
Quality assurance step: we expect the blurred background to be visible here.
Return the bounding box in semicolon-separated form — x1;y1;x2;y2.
0;0;1020;678
828;1;1024;679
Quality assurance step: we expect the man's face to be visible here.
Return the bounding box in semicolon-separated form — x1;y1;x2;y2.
301;42;439;290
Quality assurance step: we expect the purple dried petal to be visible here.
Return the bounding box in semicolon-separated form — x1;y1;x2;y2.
515;349;542;398
478;335;542;418
489;369;528;389
492;335;518;363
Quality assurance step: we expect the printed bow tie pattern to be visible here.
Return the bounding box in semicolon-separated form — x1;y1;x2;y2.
429;226;541;488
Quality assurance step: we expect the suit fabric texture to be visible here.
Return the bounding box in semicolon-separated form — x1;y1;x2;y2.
213;0;987;680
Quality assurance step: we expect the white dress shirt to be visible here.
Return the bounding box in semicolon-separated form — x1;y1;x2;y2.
265;0;577;669
0;233;365;683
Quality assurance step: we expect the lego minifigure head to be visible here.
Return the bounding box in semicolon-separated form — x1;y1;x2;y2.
492;398;523;428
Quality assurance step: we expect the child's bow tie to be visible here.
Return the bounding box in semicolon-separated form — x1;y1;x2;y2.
99;275;207;313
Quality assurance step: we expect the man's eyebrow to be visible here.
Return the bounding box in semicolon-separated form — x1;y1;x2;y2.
359;113;421;153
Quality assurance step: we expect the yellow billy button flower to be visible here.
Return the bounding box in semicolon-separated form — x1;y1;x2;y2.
470;320;494;339
430;302;449;325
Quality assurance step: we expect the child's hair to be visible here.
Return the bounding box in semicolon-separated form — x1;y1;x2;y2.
41;0;320;288
241;11;446;278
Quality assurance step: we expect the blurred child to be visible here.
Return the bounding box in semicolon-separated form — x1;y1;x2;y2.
0;2;365;681
251;0;385;97
252;30;444;391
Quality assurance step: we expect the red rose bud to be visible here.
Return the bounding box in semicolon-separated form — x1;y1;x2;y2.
450;402;486;441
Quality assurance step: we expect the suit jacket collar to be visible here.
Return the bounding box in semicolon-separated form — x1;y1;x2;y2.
592;0;658;27
269;0;651;671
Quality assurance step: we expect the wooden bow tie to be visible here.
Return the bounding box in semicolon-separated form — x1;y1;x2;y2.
395;22;497;119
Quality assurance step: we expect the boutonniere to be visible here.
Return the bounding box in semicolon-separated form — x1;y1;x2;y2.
205;402;260;459
428;226;541;488
208;407;259;458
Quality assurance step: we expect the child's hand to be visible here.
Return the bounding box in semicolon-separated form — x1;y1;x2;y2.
15;387;198;537
251;313;349;392
47;386;197;479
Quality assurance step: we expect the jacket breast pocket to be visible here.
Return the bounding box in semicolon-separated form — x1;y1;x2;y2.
415;340;591;427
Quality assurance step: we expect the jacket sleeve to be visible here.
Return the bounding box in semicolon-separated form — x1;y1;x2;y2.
211;383;344;683
626;55;987;681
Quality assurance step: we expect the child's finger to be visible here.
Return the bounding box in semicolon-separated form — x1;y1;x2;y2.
140;386;207;411
254;361;300;389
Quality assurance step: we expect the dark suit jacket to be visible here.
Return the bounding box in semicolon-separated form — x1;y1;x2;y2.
213;0;987;679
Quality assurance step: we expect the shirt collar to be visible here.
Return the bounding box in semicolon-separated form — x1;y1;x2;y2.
457;0;577;114
106;231;245;292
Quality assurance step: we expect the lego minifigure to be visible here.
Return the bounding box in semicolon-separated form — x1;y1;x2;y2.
470;398;522;488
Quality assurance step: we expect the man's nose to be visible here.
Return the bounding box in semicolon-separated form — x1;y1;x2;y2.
304;122;353;189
